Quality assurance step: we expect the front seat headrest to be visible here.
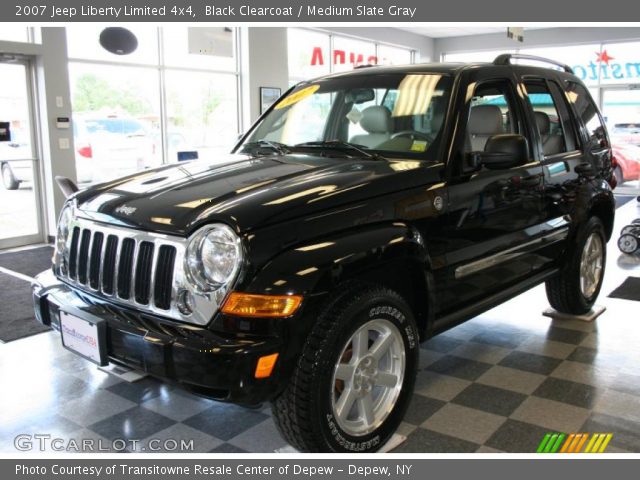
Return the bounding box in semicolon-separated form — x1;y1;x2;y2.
360;106;392;134
469;105;504;135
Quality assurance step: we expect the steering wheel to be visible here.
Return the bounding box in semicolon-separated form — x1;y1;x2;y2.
391;130;434;143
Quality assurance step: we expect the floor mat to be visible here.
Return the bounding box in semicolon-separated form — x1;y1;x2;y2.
0;272;49;342
608;276;640;301
0;245;53;278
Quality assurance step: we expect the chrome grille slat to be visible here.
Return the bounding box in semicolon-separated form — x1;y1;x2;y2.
58;217;222;326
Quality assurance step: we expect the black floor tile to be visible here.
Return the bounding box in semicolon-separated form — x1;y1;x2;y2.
183;403;269;441
498;351;562;375
471;328;528;349
545;327;589;345
533;377;600;409
425;355;493;381
567;346;627;366
421;335;465;353
452;383;527;417
88;406;174;441
402;395;446;425
485;419;551;453
392;428;479;453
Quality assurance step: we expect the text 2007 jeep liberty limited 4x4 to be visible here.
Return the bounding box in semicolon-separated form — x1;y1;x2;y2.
34;54;615;452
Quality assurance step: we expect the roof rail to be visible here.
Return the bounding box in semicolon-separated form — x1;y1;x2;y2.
493;53;574;74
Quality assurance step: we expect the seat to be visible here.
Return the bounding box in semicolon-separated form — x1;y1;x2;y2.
534;111;565;156
350;106;392;148
468;105;504;151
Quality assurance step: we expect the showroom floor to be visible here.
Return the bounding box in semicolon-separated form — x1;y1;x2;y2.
1;199;639;454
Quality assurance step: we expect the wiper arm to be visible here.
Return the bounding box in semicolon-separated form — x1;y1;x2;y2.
241;140;291;155
295;140;385;160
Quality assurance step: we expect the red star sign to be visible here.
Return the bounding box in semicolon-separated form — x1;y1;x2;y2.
596;50;615;65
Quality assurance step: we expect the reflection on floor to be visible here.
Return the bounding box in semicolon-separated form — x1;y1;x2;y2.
1;200;639;454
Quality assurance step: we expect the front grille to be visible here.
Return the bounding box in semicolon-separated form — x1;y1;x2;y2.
65;223;177;311
58;216;226;326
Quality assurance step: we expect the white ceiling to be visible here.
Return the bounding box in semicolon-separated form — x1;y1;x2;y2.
397;27;545;39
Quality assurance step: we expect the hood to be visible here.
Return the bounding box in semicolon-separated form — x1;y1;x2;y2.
74;153;442;236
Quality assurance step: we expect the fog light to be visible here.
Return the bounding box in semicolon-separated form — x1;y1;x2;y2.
177;289;195;315
255;353;279;379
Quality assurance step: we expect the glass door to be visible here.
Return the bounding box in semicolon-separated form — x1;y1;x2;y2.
601;87;640;194
0;59;44;249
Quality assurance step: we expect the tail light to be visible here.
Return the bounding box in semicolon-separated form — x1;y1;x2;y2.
77;144;92;159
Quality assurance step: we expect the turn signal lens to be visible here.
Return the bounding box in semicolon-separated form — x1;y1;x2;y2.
221;292;302;318
255;353;279;379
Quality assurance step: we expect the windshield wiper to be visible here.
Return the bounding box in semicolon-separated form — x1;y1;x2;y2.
295;140;386;160
241;140;291;155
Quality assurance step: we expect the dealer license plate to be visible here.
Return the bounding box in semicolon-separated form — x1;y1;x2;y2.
59;311;107;365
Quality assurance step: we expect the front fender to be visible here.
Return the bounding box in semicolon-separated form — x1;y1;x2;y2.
243;222;429;296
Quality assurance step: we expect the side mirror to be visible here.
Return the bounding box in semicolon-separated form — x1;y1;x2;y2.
469;134;529;170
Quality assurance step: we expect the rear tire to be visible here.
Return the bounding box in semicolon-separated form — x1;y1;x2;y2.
1;163;19;190
545;217;606;315
271;283;419;452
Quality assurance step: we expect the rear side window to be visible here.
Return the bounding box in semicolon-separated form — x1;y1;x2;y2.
565;82;609;149
523;79;577;155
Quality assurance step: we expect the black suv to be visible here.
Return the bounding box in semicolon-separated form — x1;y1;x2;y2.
34;54;615;452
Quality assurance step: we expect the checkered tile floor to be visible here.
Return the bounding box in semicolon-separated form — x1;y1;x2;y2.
1;201;640;453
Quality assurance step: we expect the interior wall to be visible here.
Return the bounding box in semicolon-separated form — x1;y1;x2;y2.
434;27;640;60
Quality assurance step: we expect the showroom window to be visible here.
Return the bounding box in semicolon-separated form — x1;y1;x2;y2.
0;26;31;43
288;28;415;84
66;27;240;185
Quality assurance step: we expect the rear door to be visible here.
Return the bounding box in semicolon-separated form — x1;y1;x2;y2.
518;74;584;266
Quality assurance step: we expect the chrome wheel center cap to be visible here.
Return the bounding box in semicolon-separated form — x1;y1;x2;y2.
353;356;377;397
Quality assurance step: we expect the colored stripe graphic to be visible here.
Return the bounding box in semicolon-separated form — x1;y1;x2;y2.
537;433;613;453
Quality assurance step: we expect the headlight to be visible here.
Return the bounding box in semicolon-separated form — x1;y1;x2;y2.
56;203;74;255
185;224;243;292
55;203;74;273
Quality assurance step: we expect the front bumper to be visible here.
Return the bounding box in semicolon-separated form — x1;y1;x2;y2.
33;270;283;405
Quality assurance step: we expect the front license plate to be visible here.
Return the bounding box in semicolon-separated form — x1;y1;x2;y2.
59;311;107;366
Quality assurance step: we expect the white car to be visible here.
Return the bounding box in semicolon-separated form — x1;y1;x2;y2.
74;114;159;184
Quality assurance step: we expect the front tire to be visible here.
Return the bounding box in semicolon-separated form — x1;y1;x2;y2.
545;217;606;314
2;163;20;190
271;284;419;452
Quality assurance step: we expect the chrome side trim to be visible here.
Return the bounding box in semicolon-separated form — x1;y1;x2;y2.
455;228;569;280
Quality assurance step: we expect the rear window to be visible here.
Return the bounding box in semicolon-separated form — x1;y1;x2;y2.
565;82;608;148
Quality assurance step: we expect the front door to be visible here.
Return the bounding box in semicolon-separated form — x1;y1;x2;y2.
0;57;44;249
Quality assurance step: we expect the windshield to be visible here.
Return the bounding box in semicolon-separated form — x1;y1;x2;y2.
240;73;452;160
